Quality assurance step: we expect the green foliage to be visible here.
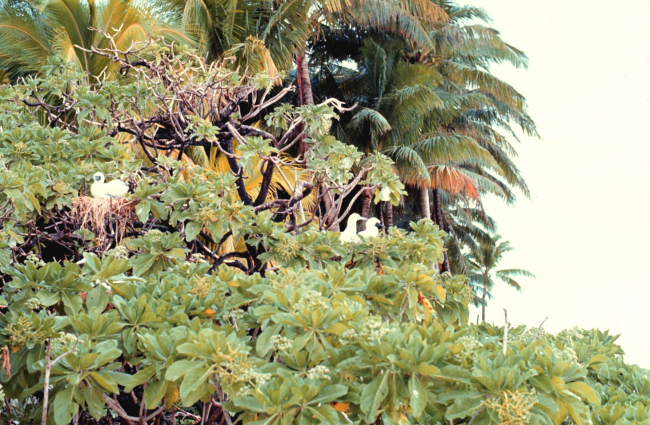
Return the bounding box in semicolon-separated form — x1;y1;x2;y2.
0;28;642;425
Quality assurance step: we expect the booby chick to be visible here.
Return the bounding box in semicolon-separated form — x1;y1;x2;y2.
91;172;129;199
340;213;366;243
358;217;384;239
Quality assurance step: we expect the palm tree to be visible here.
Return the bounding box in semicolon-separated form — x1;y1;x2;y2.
340;3;537;272
0;0;189;80
466;235;535;322
336;38;519;261
152;0;313;80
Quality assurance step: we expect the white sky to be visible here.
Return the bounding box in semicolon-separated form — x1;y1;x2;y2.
468;0;650;367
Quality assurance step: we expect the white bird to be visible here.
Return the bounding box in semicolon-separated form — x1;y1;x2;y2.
358;217;384;239
340;213;366;243
90;172;129;199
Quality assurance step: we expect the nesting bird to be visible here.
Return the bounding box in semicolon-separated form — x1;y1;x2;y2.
90;172;129;199
358;217;384;239
340;213;366;243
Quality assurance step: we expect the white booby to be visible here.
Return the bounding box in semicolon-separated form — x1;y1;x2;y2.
358;217;384;239
340;213;366;243
91;172;129;199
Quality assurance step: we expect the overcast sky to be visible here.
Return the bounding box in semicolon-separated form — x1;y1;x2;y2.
469;0;650;367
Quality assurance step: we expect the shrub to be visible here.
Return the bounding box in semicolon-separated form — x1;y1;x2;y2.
0;34;644;425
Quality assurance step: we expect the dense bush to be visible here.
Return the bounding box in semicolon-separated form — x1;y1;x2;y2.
0;36;646;425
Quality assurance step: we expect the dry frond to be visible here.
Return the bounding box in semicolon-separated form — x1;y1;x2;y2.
72;196;137;249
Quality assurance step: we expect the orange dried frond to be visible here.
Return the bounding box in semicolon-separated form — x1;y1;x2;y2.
404;166;479;199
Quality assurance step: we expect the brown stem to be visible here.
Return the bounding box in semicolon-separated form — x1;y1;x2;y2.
534;317;549;341
42;336;79;425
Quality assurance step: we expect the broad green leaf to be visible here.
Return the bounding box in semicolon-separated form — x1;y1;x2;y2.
144;379;169;409
52;387;79;425
360;373;389;423
409;376;427;417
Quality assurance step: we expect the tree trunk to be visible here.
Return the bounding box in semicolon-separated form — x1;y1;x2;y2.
323;190;340;232
420;186;431;220
481;284;487;322
296;50;314;106
432;187;450;274
385;202;393;228
296;49;314;155
360;188;373;230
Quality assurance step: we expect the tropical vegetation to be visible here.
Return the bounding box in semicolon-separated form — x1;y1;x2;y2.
0;1;641;425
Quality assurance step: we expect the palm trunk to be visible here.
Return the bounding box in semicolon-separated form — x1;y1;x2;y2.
420;186;431;220
385;202;393;227
481;284;487;322
432;187;450;274
296;50;314;106
360;188;373;230
296;50;314;155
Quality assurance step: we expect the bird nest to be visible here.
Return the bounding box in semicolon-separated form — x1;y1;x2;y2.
71;197;138;249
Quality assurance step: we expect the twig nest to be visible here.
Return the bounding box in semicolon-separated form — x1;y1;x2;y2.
71;196;138;249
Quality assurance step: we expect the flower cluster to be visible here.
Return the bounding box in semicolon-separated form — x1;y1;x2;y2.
13;142;30;155
360;316;390;341
270;335;293;351
557;327;584;344
295;290;327;310
484;390;537;425
51;180;70;194
146;229;163;242
306;365;331;381
269;269;304;290
53;333;78;350
363;236;389;258
512;326;547;343
191;253;207;263
222;309;245;325
25;253;46;267
4;315;46;347
273;237;301;263
195;206;218;222
106;245;129;260
189;275;212;298
453;336;483;363
25;298;41;311
553;347;580;366
220;358;271;396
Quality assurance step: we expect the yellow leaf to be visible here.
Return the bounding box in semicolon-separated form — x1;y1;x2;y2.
568;381;600;406
547;399;569;425
551;376;565;391
165;381;179;409
417;362;441;376
422;298;434;313
433;285;446;303
324;323;346;334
